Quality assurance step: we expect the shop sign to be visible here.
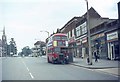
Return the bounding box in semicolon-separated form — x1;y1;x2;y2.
68;36;75;43
107;31;118;41
76;39;82;45
82;37;87;43
91;33;104;40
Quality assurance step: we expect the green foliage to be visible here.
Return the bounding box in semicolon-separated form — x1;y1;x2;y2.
22;46;32;56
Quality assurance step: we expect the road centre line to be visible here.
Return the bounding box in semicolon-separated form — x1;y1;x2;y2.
27;67;30;72
29;72;34;79
22;59;34;79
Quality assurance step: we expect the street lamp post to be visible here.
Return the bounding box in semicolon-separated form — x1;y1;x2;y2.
85;0;92;65
40;31;49;38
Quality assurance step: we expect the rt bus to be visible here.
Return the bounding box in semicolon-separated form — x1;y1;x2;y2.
47;33;69;64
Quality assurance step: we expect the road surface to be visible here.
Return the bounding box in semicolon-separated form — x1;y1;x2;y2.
2;57;119;80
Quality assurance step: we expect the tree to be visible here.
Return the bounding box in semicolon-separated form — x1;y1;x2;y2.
9;38;17;56
22;46;32;56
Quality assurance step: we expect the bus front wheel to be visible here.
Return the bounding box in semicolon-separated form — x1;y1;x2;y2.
47;57;50;63
52;58;55;64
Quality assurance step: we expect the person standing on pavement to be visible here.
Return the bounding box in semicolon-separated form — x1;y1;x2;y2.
94;49;98;62
87;55;90;64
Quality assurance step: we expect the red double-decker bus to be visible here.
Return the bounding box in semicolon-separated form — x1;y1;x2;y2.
47;33;69;64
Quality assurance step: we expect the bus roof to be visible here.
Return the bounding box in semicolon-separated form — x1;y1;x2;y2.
53;33;67;36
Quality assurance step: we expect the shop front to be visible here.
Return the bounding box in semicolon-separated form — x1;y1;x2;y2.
81;37;88;58
68;36;77;57
76;38;82;58
76;34;88;58
91;32;107;59
106;31;119;60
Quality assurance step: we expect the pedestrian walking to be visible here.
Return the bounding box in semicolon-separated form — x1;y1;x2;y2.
94;50;98;62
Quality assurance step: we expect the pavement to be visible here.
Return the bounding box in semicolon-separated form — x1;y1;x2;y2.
71;57;120;76
72;57;119;69
41;55;120;76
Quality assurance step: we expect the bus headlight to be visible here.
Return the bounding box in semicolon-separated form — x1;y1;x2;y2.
65;41;68;47
53;41;57;47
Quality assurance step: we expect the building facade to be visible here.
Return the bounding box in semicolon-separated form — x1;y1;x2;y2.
90;19;118;59
60;7;120;60
61;7;108;58
0;39;2;57
33;41;46;57
105;19;119;60
60;17;82;57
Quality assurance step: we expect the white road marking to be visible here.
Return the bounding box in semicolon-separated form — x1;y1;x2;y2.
29;72;34;79
27;67;30;72
22;59;34;79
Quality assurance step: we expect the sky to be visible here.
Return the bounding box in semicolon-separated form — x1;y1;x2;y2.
0;0;119;52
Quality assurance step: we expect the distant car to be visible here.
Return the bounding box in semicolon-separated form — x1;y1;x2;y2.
28;54;32;57
13;54;18;57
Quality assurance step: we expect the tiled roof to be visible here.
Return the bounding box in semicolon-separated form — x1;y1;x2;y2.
34;41;46;45
61;7;101;31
